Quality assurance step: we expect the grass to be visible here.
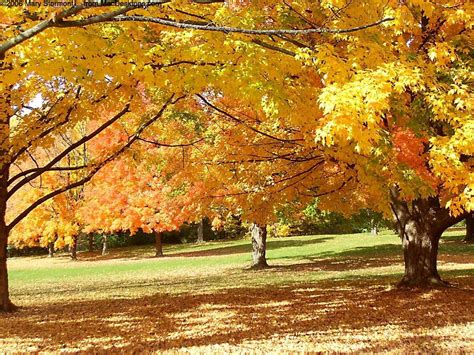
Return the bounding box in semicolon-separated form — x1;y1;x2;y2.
2;230;473;353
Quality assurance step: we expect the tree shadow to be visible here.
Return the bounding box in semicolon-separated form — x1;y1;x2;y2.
1;273;473;352
168;236;334;258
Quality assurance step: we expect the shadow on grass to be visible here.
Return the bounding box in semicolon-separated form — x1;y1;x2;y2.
170;236;334;258
1;272;473;353
77;236;335;261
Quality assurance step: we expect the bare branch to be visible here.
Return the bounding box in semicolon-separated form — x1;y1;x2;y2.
196;94;302;145
7;104;130;197
109;15;394;36
138;137;205;147
7;95;174;231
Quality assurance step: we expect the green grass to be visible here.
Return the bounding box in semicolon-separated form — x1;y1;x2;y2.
3;230;473;353
8;230;472;299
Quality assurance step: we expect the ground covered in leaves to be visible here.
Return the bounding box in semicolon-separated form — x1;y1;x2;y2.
1;232;473;353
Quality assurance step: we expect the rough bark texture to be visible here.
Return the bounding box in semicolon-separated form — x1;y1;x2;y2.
70;235;78;260
197;219;204;244
155;232;163;257
390;188;466;287
251;223;268;269
48;242;54;258
102;235;108;256
464;213;473;243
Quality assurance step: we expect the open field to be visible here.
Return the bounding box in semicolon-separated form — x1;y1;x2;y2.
1;231;473;353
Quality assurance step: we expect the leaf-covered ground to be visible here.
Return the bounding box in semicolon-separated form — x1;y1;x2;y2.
1;232;473;353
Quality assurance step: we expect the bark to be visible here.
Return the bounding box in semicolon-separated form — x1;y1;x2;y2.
390;189;466;287
0;220;14;312
47;242;54;258
155;232;163;257
464;213;473;243
0;83;16;312
399;220;443;287
0;201;14;312
197;219;204;243
70;235;78;260
250;223;268;269
102;235;108;255
88;234;94;252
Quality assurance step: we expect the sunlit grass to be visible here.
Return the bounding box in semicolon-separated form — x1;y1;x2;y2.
3;230;473;353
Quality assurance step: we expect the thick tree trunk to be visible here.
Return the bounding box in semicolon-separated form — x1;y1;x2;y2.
88;234;94;252
155;232;163;257
70;235;78;260
102;235;108;255
464;213;473;243
399;220;443;287
250;223;268;269
47;242;54;258
197;219;204;243
390;189;465;287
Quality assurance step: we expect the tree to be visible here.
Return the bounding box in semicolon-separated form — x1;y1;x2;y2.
1;0;391;311
156;1;472;287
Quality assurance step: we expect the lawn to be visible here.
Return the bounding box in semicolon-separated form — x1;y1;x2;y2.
1;231;473;352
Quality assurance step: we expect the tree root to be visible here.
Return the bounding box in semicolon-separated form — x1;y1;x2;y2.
396;276;451;289
0;300;19;313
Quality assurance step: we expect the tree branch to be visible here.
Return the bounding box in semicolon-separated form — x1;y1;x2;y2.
109;15;394;36
7;95;174;231
7;103;131;197
196;94;302;144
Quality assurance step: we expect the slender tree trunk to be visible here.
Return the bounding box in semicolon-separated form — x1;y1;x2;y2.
0;205;14;312
0;83;16;312
70;235;78;260
390;189;465;287
102;235;108;255
197;218;204;243
48;242;54;258
464;213;473;243
371;223;378;236
88;234;94;252
250;223;268;269
155;232;163;257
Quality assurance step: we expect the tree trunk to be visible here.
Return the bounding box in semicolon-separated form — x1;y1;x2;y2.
0;208;14;312
48;242;54;258
250;223;268;269
88;234;94;252
399;220;443;286
102;235;108;255
464;213;473;243
70;235;78;260
155;232;163;257
0;85;16;312
371;224;378;236
197;218;204;243
390;189;465;287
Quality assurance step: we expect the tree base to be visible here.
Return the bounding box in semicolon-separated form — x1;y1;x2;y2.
0;300;19;313
397;275;451;289
249;262;269;270
154;252;164;258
